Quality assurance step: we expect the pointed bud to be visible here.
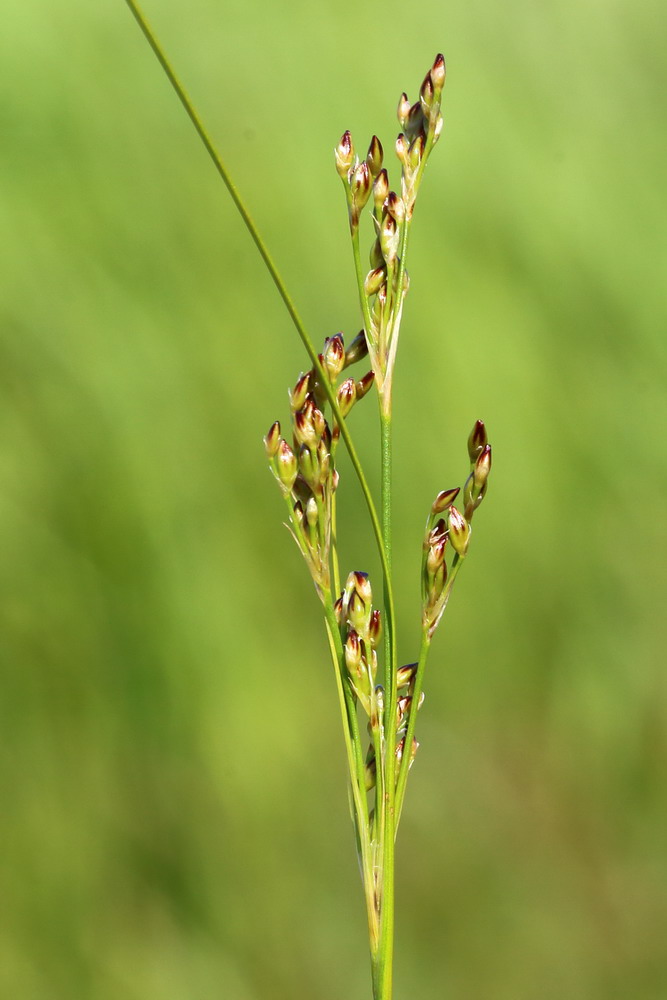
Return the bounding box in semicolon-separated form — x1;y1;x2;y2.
473;444;492;491
386;192;406;225
337;377;357;417
306;496;318;529
447;505;470;556
432;486;460;514
351;161;372;211
380;211;399;264
292;499;304;529
397;92;411;127
298;443;317;488
323;334;345;380
369;237;384;269
467;419;487;462
431;54;446;95
365;755;376;791
396;695;412;728
420;71;434;114
335;130;354;179
344;330;368;367
334;595;344;625
395;133;409;166
373;169;389;212
369;609;382;649
353;571;372;606
366;135;384;177
356;371;375;400
289;373;310;412
348;591;369;634
294;409;317;448
397;663;417;688
277;440;297;489
426;536;447;576
364;266;386;297
433;114;444;143
408;132;425;170
264;421;281;458
344;629;362;674
405;102;425;141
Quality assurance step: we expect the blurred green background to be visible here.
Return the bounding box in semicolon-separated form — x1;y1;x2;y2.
1;1;666;997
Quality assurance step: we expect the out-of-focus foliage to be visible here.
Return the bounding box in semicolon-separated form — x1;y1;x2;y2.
1;1;665;998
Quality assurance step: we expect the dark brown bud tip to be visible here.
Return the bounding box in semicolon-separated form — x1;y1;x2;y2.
397;92;410;127
432;486;460;514
356;371;375;400
344;330;369;367
467;419;487;462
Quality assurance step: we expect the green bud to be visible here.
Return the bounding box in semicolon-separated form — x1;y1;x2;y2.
323;334;346;381
369;609;382;649
366;135;384;178
337;377;357;417
373;169;389;212
431;486;460;514
306;495;318;529
335;130;354;179
386;192;406;225
364;755;376;791
351;161;372;212
431;54;446;96
408;133;425;170
289;373;310;412
294;409;318;448
397;91;410;127
344;330;368;367
298;444;317;489
356;371;375;400
369;237;384;269
432;114;444;144
276;440;297;489
380;211;399;264
344;629;362;674
473;444;492;491
264;421;281;458
447;505;470;556
420;71;434;115
395;133;409;166
405;102;425;142
396;663;417;688
467;419;487;462
364;266;386;297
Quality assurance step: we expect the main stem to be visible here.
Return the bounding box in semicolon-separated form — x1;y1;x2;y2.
375;405;395;999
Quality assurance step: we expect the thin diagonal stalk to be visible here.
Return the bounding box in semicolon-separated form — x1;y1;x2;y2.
123;0;394;623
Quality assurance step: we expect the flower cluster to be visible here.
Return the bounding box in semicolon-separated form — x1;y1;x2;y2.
264;334;374;600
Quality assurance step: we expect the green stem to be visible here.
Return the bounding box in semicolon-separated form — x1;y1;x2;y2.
123;0;392;614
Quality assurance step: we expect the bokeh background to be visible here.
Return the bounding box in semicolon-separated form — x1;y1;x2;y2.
1;1;666;997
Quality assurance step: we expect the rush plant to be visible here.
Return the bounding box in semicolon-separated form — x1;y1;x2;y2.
124;4;491;998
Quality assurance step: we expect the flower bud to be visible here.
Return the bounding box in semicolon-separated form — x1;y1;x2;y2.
323;334;346;380
365;754;376;791
395;736;419;765
337;377;357;417
386;192;406;225
380;211;399;264
364;266;386;297
395;133;409;166
467;419;487;462
344;629;362;674
431;486;460;514
433;114;444;144
353;571;372;606
426;536;447;576
431;53;446;95
405;102;425;142
277;439;297;489
264;421;281;458
344;330;368;367
369;609;382;649
366;135;384;177
420;71;434;114
356;371;375;400
373;169;389;212
369;238;384;269
396;662;417;688
334;595;344;625
408;133;425;170
294;409;318;448
306;496;318;530
473;444;492;491
335;130;354;179
298;444;317;488
289;373;310;412
351;161;372;212
397;92;411;127
447;505;470;556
